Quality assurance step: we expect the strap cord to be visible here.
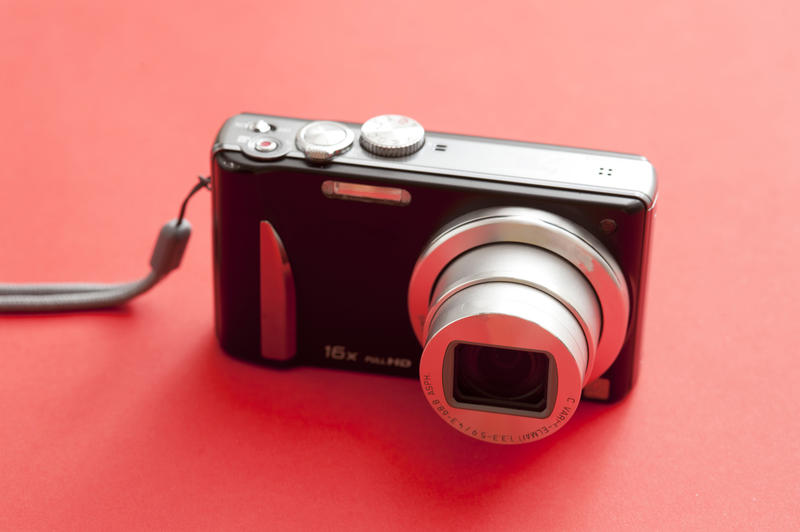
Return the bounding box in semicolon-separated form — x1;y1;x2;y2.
0;176;210;312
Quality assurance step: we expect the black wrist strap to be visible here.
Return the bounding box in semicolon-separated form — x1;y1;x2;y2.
0;176;210;312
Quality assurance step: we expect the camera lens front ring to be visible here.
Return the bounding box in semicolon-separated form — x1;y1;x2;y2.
419;281;588;444
408;207;629;443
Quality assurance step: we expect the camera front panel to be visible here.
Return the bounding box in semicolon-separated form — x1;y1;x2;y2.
212;153;651;402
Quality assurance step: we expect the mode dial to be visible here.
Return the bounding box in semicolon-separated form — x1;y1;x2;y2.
359;115;425;157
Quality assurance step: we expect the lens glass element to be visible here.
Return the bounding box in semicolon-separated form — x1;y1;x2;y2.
453;343;550;413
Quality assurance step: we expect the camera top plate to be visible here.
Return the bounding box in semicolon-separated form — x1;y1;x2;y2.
213;113;657;209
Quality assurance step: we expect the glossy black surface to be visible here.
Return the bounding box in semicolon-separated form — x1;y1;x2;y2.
212;151;652;402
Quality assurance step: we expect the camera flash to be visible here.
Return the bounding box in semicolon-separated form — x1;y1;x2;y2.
321;180;411;206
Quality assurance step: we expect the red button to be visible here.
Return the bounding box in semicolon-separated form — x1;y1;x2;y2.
255;139;278;152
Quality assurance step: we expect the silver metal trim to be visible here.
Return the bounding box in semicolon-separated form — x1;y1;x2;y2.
419;282;587;444
212;142;242;154
359;114;426;157
295;121;355;162
426;243;602;366
408;207;630;386
214;114;657;207
260;221;296;361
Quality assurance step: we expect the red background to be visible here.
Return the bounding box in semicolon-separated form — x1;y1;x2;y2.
1;1;798;529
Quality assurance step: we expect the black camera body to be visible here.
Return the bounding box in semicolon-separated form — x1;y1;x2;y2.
211;113;656;444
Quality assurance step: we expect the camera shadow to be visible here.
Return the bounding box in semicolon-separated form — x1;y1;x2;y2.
134;332;630;511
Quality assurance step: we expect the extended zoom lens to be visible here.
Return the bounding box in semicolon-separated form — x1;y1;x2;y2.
408;207;630;444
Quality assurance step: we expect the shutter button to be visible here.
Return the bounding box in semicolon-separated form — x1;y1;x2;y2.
296;121;355;162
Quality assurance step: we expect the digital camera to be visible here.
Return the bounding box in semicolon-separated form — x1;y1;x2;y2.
211;113;657;444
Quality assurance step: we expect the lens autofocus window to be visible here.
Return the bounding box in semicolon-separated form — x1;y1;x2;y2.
453;343;551;413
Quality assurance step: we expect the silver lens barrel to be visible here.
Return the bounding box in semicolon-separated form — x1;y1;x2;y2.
426;243;602;363
408;207;629;444
425;282;589;428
